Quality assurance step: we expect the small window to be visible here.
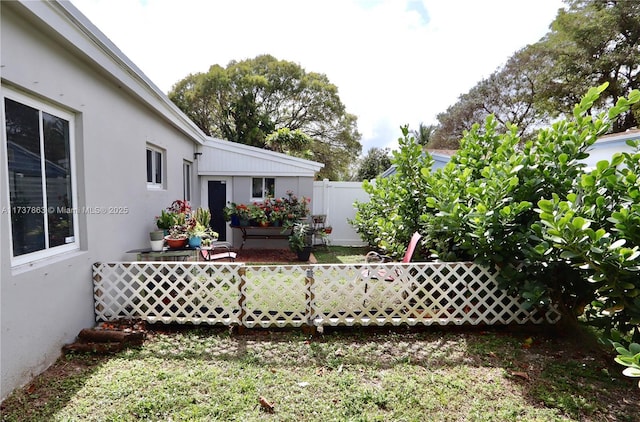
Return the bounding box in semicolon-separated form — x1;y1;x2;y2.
146;144;164;189
251;177;275;201
183;161;191;201
3;90;78;265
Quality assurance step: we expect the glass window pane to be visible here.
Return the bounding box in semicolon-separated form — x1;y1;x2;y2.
183;162;191;201
4;98;45;256
252;178;263;198
154;151;162;184
43;112;73;247
265;178;275;197
146;149;153;183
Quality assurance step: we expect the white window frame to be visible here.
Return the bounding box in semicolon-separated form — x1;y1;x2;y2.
2;88;79;267
146;144;164;189
183;160;192;201
251;177;275;202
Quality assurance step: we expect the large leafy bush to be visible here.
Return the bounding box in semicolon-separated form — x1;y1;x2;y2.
353;83;640;340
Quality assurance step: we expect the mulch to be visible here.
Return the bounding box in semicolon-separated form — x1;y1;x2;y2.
234;248;303;263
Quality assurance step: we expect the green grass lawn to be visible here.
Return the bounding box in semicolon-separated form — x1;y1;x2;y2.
313;246;369;264
2;326;638;421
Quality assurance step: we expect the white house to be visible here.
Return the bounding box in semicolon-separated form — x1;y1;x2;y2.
583;128;640;169
380;149;456;178
1;0;322;399
197;137;323;247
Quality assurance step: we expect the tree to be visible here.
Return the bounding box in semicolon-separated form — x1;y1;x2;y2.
430;47;554;149
411;123;437;146
534;0;640;132
265;128;312;158
355;147;393;181
169;55;362;179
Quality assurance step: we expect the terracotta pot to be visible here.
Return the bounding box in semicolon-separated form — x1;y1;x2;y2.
164;236;187;249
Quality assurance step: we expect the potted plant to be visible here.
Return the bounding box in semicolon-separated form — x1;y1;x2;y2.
187;222;208;248
248;203;267;226
288;222;312;261
149;229;165;251
155;209;176;234
164;224;188;249
235;204;251;226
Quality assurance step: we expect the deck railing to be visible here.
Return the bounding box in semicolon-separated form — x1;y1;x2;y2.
93;262;561;329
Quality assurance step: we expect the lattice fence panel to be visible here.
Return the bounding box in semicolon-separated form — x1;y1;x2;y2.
93;262;560;328
311;262;561;326
93;262;243;325
241;265;309;328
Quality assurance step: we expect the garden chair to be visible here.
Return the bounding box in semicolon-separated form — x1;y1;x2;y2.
363;231;422;280
358;232;422;310
199;242;237;262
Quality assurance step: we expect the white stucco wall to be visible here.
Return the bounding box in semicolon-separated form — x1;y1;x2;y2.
1;2;202;399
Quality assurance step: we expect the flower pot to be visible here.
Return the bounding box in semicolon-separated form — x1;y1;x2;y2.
188;236;202;248
239;218;250;227
150;239;164;251
150;230;165;241
230;215;240;227
296;246;313;261
164;236;187;249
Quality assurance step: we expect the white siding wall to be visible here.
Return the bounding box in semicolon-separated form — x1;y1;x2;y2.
1;4;199;399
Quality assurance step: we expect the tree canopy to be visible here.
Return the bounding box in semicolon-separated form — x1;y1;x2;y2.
169;55;362;180
430;0;639;149
355;147;393;181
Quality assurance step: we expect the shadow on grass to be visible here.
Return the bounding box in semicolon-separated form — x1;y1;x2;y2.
0;353;111;422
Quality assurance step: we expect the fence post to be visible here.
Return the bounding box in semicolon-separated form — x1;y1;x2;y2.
92;262;104;319
236;266;247;334
303;267;317;335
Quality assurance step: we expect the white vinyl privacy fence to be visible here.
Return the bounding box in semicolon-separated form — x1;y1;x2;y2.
93;262;561;329
312;180;369;246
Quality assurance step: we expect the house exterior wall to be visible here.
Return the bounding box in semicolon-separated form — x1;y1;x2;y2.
583;130;640;169
1;3;200;399
224;176;315;248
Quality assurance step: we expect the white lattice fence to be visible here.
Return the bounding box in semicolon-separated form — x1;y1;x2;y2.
311;262;561;326
93;262;561;327
241;265;309;328
93;262;244;325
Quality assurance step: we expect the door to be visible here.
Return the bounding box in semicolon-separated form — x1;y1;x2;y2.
208;181;227;241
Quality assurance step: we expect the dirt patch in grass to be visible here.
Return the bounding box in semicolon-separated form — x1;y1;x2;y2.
235;248;302;263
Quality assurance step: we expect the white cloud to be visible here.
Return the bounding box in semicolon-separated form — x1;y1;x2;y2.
71;0;564;152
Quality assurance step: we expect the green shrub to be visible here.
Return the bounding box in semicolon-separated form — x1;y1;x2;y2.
352;83;640;335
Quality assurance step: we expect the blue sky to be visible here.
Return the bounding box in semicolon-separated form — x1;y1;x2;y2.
70;0;564;153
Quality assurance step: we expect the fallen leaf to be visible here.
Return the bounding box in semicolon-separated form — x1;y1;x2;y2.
510;371;530;380
315;367;326;376
258;396;275;413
